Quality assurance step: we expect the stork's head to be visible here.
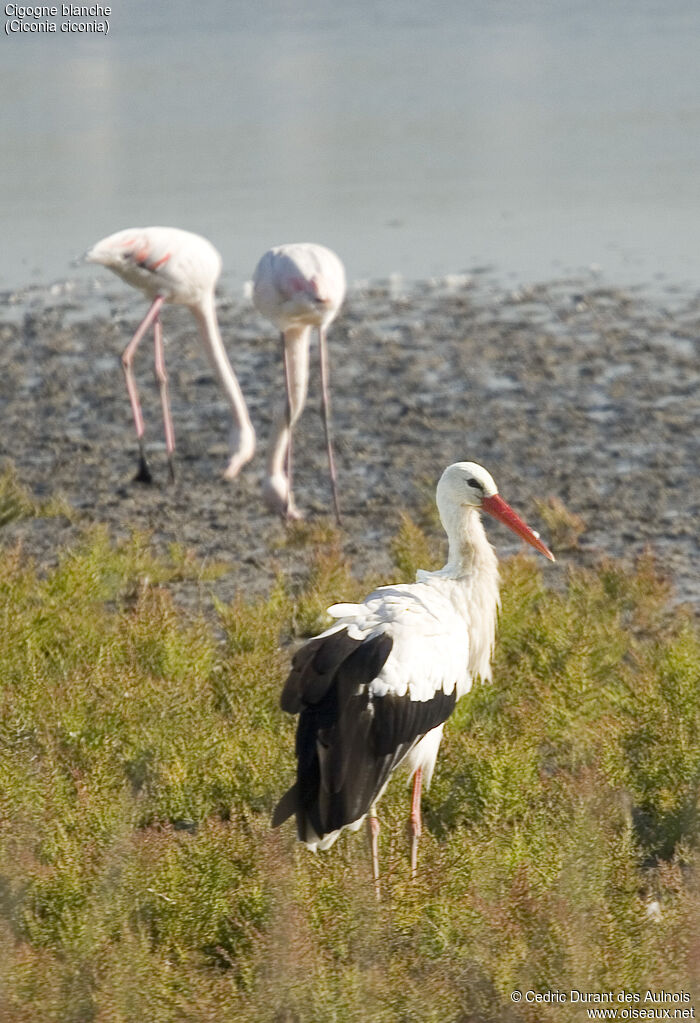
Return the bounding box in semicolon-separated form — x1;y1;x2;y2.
437;461;555;561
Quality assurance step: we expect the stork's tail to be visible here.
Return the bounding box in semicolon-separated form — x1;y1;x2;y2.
271;784;347;851
271;783;298;828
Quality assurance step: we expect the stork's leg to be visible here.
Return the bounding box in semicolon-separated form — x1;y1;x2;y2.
367;803;381;901
409;767;423;880
318;325;342;526
121;296;164;483
153;316;176;482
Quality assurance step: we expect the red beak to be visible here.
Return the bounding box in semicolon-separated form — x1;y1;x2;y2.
481;494;555;562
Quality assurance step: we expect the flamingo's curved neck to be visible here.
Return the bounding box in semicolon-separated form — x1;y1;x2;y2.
266;326;311;480
191;291;255;466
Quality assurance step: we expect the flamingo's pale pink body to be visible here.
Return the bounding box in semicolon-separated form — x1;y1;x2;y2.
87;227;255;483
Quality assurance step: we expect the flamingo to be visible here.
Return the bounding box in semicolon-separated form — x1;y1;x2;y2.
272;461;555;896
252;243;346;524
86;227;256;483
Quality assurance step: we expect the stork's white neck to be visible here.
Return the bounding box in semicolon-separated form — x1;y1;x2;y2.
423;504;500;685
440;505;499;580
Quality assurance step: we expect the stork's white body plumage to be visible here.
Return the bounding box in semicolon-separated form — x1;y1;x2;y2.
252;243;346;523
87;227;255;483
302;567;496;852
273;461;554;891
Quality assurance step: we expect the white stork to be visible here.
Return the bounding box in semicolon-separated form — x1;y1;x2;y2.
272;461;555;894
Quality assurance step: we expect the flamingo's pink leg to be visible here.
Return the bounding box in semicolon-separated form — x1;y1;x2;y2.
318;325;342;526
153;315;176;482
121;296;164;482
280;331;294;517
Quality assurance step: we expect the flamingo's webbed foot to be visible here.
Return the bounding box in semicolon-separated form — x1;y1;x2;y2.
263;475;303;521
222;431;256;481
133;447;153;485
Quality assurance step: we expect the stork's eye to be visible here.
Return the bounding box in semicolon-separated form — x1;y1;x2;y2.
467;477;482;489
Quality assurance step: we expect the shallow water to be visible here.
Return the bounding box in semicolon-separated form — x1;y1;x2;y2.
3;0;700;291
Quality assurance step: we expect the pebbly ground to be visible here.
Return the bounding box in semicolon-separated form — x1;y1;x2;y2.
0;270;698;613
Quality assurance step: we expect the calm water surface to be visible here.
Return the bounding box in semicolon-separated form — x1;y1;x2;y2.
3;0;700;291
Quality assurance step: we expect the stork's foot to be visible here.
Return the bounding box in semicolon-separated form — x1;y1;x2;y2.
263;476;303;521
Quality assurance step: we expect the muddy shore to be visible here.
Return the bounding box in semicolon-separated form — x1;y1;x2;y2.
1;271;698;612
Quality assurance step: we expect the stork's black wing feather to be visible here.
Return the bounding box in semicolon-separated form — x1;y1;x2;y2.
272;627;457;843
280;629;368;712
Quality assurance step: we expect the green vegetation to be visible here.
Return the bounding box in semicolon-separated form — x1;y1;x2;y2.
0;512;698;1022
0;464;70;527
